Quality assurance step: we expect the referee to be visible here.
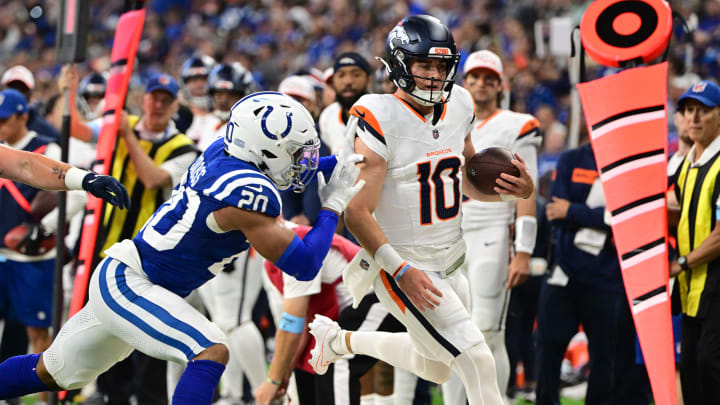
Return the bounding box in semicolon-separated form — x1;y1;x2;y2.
670;80;720;405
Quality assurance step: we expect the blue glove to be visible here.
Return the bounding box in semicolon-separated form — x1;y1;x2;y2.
82;173;131;209
317;155;337;179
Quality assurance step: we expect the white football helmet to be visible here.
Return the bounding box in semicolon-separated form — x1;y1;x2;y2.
224;91;320;192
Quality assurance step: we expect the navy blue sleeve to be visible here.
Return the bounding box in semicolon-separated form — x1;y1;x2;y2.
566;204;609;229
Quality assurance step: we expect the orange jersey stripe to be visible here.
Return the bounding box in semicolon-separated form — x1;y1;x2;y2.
518;118;539;138
474;110;501;131
350;105;385;138
380;271;406;314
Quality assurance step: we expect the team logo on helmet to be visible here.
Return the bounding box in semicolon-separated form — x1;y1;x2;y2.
388;26;410;49
261;106;293;140
159;75;171;85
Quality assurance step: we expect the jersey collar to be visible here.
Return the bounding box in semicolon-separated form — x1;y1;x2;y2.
392;94;447;124
688;135;720;167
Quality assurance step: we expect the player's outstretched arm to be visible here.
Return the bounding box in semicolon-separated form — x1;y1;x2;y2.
218;154;365;281
0;145;130;209
461;135;534;202
345;137;442;311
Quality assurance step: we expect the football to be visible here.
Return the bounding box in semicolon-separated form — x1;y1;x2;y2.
3;223;56;256
465;147;520;195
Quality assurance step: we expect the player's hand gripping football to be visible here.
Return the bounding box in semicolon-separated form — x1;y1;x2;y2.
494;153;534;199
318;150;365;215
398;266;444;312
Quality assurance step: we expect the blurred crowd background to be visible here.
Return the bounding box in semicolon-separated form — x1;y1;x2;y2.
0;0;718;179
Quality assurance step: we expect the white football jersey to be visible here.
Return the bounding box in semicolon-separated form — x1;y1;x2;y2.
187;113;222;151
319;102;347;154
351;87;475;272
461;109;541;230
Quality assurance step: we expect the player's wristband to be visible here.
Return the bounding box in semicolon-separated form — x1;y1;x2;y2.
266;376;282;386
65;167;90;191
374;244;405;276
514;215;537;254
394;263;410;281
278;312;305;334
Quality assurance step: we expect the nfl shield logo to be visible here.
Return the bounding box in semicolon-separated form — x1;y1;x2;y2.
693;82;707;93
432;129;439;139
360;259;369;270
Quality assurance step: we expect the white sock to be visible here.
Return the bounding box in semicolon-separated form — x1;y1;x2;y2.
360;393;376;405
228;322;266;390
349;331;451;384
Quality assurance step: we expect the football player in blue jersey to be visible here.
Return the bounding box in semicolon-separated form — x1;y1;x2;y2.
0;92;365;405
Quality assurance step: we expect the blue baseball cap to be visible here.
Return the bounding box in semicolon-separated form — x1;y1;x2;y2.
678;80;720;109
145;73;179;99
0;89;28;119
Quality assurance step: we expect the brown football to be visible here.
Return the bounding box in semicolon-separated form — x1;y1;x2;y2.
465;147;520;195
3;223;56;255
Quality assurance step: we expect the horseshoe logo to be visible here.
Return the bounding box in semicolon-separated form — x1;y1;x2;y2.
261;106;293;140
580;0;672;67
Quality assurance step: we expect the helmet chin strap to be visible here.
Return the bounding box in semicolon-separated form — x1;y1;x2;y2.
410;88;442;107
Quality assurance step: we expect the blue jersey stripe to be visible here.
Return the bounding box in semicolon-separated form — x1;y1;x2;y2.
112;263;216;350
98;259;197;359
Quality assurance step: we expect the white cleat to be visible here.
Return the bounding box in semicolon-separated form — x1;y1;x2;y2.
308;314;343;375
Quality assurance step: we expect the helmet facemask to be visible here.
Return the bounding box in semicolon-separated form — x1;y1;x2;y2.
381;51;460;107
261;137;320;192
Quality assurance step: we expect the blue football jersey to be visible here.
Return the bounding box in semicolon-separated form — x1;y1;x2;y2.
132;138;281;297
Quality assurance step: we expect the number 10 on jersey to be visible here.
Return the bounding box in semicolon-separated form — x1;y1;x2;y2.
417;157;461;225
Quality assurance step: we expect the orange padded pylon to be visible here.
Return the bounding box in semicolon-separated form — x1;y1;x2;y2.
577;62;676;405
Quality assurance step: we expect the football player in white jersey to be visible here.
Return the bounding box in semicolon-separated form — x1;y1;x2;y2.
0;92;365;405
181;54;218;144
307;15;534;405
442;50;542;404
318;52;372;155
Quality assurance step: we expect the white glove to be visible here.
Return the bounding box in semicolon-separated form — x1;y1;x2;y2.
318;153;365;214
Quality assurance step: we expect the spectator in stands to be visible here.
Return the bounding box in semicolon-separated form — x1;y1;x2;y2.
2;65;59;142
